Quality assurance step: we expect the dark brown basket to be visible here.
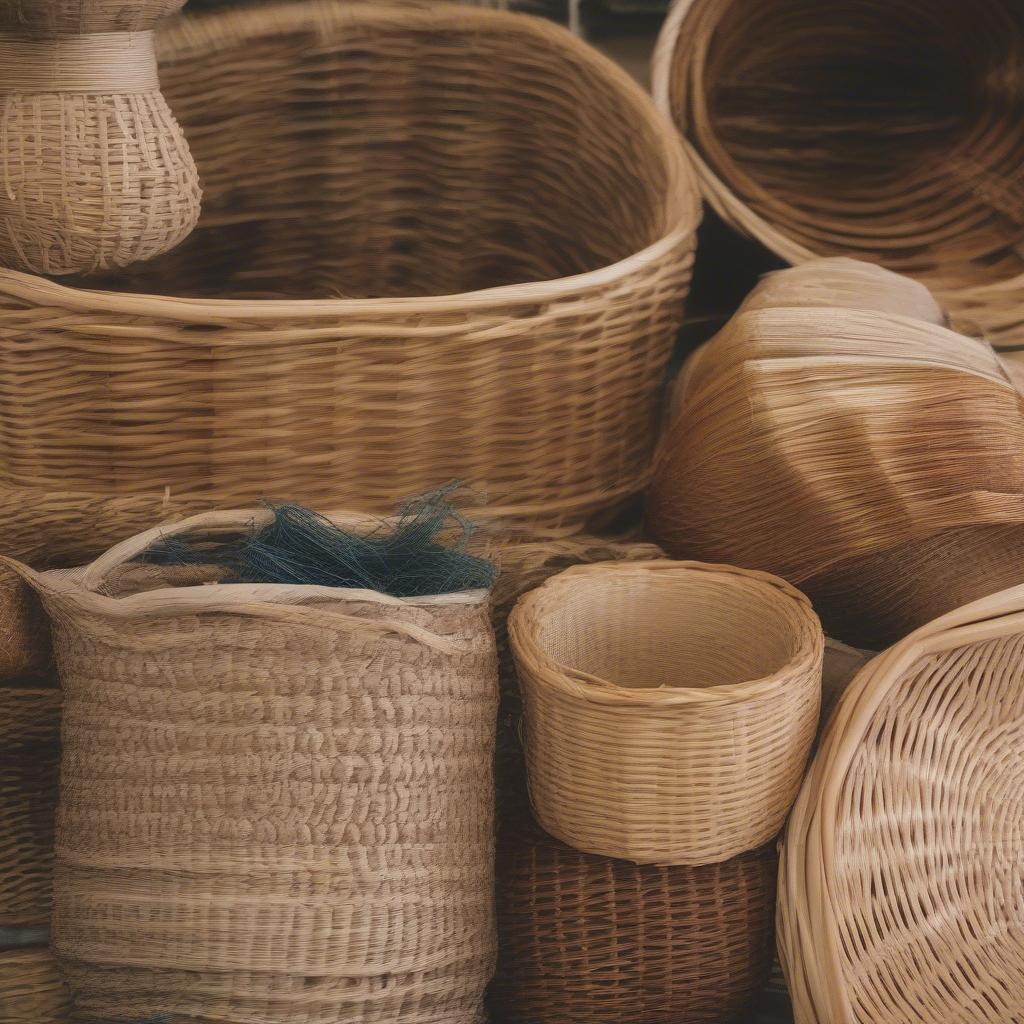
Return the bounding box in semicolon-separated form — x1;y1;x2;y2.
492;817;777;1024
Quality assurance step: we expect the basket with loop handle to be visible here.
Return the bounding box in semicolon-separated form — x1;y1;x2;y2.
509;560;823;866
7;509;499;1024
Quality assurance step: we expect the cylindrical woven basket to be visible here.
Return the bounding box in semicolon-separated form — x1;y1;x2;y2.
0;948;72;1024
0;1;699;532
0;684;62;929
653;0;1024;349
509;560;823;865
13;510;499;1024
492;816;777;1024
779;583;1024;1024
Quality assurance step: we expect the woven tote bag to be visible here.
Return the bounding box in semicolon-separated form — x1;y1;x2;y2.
0;948;72;1024
0;684;61;929
779;583;1024;1024
492;816;777;1024
649;266;1024;649
0;1;699;532
510;560;822;865
12;510;499;1024
653;0;1024;351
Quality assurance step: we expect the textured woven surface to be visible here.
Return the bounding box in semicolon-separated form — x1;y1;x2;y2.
0;568;51;681
0;947;72;1024
492;816;778;1024
0;0;698;530
653;0;1024;349
649;261;1024;649
0;1;200;275
19;510;498;1023
510;560;822;865
779;583;1024;1024
0;685;61;928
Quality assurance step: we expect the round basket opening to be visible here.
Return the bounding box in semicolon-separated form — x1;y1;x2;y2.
668;0;1024;292
532;571;802;690
91;3;685;301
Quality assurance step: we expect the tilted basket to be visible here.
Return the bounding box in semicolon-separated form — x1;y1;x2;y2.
653;0;1024;349
12;510;499;1024
779;584;1024;1024
0;1;699;532
492;816;777;1024
0;948;72;1024
509;560;823;865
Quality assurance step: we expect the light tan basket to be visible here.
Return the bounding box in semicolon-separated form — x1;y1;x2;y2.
0;948;72;1024
0;1;699;532
653;0;1024;349
509;560;823;865
779;583;1024;1024
13;509;499;1024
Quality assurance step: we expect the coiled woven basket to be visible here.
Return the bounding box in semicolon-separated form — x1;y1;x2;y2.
779;584;1024;1024
510;560;823;865
0;1;699;532
12;509;499;1024
0;948;72;1024
492;817;778;1024
0;684;61;929
653;0;1024;349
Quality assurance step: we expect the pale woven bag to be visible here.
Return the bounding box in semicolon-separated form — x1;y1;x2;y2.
510;560;823;865
11;510;498;1024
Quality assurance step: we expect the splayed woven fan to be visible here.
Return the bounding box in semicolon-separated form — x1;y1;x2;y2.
653;0;1024;350
779;584;1024;1024
648;260;1024;648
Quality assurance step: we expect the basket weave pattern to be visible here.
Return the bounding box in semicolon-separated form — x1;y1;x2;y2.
510;560;823;865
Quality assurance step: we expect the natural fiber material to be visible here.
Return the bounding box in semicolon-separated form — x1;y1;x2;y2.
779;583;1024;1024
510;560;822;865
492;816;777;1024
0;947;72;1024
0;1;200;275
0;0;698;531
0;567;52;681
649;262;1024;648
15;509;498;1024
0;684;61;928
653;0;1024;349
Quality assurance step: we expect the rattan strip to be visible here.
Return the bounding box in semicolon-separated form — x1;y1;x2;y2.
510;560;822;865
779;584;1024;1024
0;947;72;1024
492;816;777;1024
653;0;1024;348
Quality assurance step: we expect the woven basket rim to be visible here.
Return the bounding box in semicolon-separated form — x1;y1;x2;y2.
0;0;700;322
510;559;822;706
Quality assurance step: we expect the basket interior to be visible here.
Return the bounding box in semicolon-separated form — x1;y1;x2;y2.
87;5;677;300
533;572;802;690
683;0;1024;288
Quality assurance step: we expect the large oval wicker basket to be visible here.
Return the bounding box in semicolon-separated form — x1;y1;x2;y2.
0;1;699;531
779;584;1024;1024
492;816;777;1024
509;560;823;865
653;0;1024;349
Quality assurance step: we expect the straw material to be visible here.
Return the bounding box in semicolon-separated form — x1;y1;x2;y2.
0;567;51;681
653;0;1024;349
0;684;61;928
16;509;498;1023
778;583;1024;1024
492;816;777;1024
0;0;698;530
649;262;1024;648
0;947;72;1024
510;560;822;865
0;1;200;276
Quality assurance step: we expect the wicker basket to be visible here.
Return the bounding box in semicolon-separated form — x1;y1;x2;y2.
653;0;1024;349
0;685;62;928
492;816;777;1024
509;560;822;865
0;2;699;532
0;948;72;1024
779;583;1024;1024
13;509;499;1023
649;264;1024;649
